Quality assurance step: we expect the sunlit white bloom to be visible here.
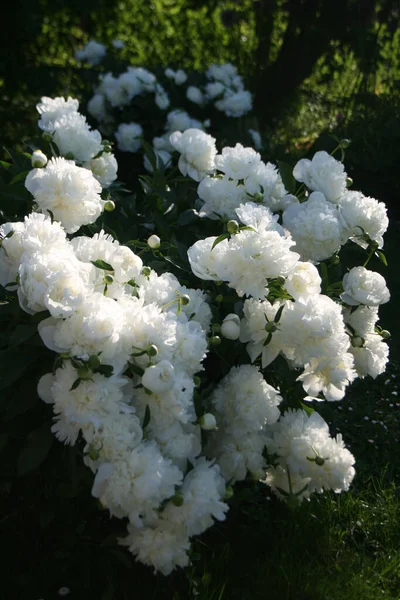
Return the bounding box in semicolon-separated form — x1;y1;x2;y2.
284;262;321;300
25;157;104;234
84;152;118;188
244;162;289;212
142;360;176;393
52;112;103;163
197;176;247;220
283;192;347;262
350;334;389;379
37;96;79;132
338;190;388;249
220;314;241;340
240;297;287;367
341;267;390;306
215;143;261;180
293;151;347;203
343;305;379;337
235;202;284;234
187;236;229;281
170;129;217;181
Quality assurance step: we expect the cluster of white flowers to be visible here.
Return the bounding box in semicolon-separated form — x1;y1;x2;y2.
75;40;107;65
0;209;227;574
37;96;118;189
204;63;253;117
264;409;355;502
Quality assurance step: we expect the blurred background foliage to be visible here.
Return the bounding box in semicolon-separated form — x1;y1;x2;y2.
1;0;400;218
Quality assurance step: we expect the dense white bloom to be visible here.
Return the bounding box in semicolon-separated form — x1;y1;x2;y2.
297;353;356;402
197;176;247;220
284;262;321;300
207;429;266;483
31;149;48;168
235;202;284;234
84;153;118;188
122;521;190;575
341;267;390;306
215;90;252;117
212;365;282;431
244;162;290;212
52;112;103;163
219;228;299;299
37;96;79;132
25;157;104;234
215;144;261;180
115;122;143;152
187;236;229;281
293;151;347;203
350;334;389;379
283;192;347;262
84;412;143;466
338;191;388;249
166;109;203;133
100;73;127;107
240;297;287;367
142;360;176;393
205;81;225;99
75;40;106;65
92;441;183;524
170;129;217;181
265;409;355;494
343;305;379;337
18;248;95;317
186;86;204;105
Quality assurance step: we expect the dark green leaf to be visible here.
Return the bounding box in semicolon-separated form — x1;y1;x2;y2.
277;160;296;194
91;259;114;271
142;404;151;429
212;233;229;250
17;422;54;476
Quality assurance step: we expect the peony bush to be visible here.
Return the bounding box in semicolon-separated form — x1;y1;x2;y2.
0;95;391;575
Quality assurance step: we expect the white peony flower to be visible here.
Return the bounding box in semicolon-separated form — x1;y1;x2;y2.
338;190;388;249
341;267;390;306
87;94;107;122
293;151;347;203
215;143;261;181
142;360;176;393
115;122;143;152
75;40;106;65
240;297;287;367
350;334;389;379
84;153;118;188
186;86;204;105
284;262;321;300
37;96;79;132
197;176;247;220
187;236;229;281
215;90;252;117
25;157;104;234
283;192;347;262
52;112;103;163
170;129;217;181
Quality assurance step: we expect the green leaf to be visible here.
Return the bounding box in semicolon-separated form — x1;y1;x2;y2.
0;348;39;390
212;233;229;250
9;324;37;348
128;362;144;376
96;364;114;377
142;404;151;429
17;422;54;476
69;378;81;391
300;401;315;416
10;170;30;185
376;251;388;267
274;304;285;323
277;160;296;194
91;259;114;271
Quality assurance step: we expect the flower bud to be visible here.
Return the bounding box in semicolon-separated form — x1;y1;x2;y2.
220;316;240;340
31;149;48;168
315;456;326;466
346;177;353;188
253;192;264;203
215;294;224;303
340;138;351;148
77;367;92;380
264;321;278;333
88;355;101;370
141;360;175;393
147;234;161;249
200;413;217;430
103;274;114;285
380;329;391;340
147;344;158;357
224;485;234;500
42;132;53;143
141;266;151;277
180;294;190;306
227;220;239;234
209;335;221;346
330;254;340;265
104;200;115;212
351;335;364;348
171;492;184;507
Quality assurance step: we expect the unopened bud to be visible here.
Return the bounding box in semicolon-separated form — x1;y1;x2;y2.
380;329;391;340
141;266;151;277
147;234;161;249
200;413;217;430
224;485;234;500
42;132;53;143
104;200;115;212
264;321;278;333
253;192;264;203
351;336;364;348
331;254;340;265
209;335;221;346
340;138;351;148
220;317;240;340
88;355;101;370
227;220;239;234
180;294;190;306
215;294;224;303
346;177;353;188
31;149;48;168
171;492;184;507
147;344;158;357
315;456;325;466
103;274;114;285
